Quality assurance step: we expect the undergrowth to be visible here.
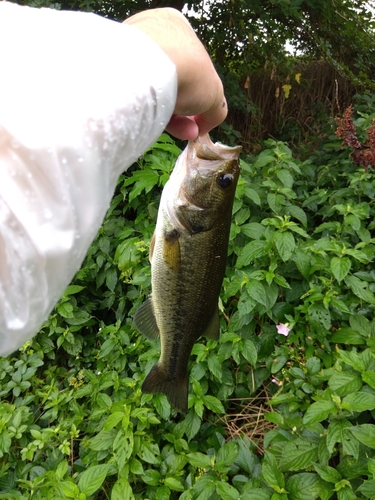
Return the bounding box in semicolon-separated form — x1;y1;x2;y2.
1;99;375;499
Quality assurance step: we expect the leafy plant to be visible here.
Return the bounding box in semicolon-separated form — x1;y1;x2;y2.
2;103;375;499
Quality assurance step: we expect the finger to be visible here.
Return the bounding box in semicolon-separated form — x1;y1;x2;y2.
165;115;199;140
194;95;228;136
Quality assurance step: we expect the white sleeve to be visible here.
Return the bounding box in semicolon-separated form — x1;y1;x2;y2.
0;3;177;356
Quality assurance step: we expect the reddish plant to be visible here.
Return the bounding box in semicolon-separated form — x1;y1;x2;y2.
335;105;375;170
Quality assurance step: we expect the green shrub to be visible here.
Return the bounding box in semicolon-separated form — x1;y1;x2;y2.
2;106;375;499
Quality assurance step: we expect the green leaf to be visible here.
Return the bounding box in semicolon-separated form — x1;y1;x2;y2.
342;391;375;412
362;370;375;389
276;168;294;188
308;303;331;330
279;440;319;471
262;452;285;489
342;435;359;459
328;372;362;396
202;395;225;414
357;480;375;497
98;337;117;359
241;222;265;239
192;473;216;499
0;432;11;454
288;223;310;238
240;339;258;365
57;301;74;318
306;357;321;375
345;275;375;305
274;231;295;261
242;490;272;500
345;248;371;263
237;240;268;268
330;328;366;345
156;485;171;500
187;452;212;469
106;267;118;292
330;297;351;313
303;400;337;425
337;349;365;372
294;249;311;279
111;478;134;500
284;205;308;227
286;472;333;500
216;442;239;469
265;412;284;425
326;419;352;454
61;480;80;498
115;237;144;271
349;314;371;336
124;169;159;202
349;424;375;449
273;274;291;288
271;355;288;374
89;429;116;451
63;285;85;296
247;280;267;306
244;186;261;205
344;213;361;230
78;464;109;496
313;464;341;483
164;477;185;492
184;409;201;440
103;412;124;431
267;193;285;213
140;442;160;465
207;354;222;381
253;153;275;168
337;486;357;500
56;460;69;481
129;458;144;475
215;481;240;499
142;469;161;486
330;256;351;282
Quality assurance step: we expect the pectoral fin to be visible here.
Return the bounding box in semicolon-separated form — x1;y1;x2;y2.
203;307;220;341
163;229;180;269
134;297;160;341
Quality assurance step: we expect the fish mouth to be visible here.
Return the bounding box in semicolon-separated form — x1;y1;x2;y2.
162;133;242;235
188;134;242;164
179;134;242;208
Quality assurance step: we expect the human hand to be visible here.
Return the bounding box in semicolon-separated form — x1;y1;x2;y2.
124;8;227;140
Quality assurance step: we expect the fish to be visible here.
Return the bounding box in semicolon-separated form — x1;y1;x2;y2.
134;133;241;413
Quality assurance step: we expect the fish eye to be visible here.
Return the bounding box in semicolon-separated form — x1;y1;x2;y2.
217;173;233;189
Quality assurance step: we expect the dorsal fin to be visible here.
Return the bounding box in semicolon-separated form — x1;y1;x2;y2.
203;306;220;341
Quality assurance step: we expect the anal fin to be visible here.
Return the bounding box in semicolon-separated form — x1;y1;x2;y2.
134;297;160;341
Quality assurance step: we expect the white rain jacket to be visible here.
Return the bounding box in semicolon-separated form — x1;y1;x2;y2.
0;2;177;356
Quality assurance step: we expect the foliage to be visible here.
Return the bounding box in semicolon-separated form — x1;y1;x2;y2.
20;0;375;82
335;104;375;170
13;0;375;147
2;102;375;498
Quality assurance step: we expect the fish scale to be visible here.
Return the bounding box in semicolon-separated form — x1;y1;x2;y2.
134;133;241;413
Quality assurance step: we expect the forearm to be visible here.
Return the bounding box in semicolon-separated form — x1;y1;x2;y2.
0;3;177;356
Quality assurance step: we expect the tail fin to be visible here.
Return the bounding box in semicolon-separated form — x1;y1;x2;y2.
142;363;188;413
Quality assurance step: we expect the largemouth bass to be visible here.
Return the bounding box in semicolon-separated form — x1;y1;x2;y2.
134;134;241;413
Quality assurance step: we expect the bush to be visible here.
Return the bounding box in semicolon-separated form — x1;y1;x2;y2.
1;106;375;499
